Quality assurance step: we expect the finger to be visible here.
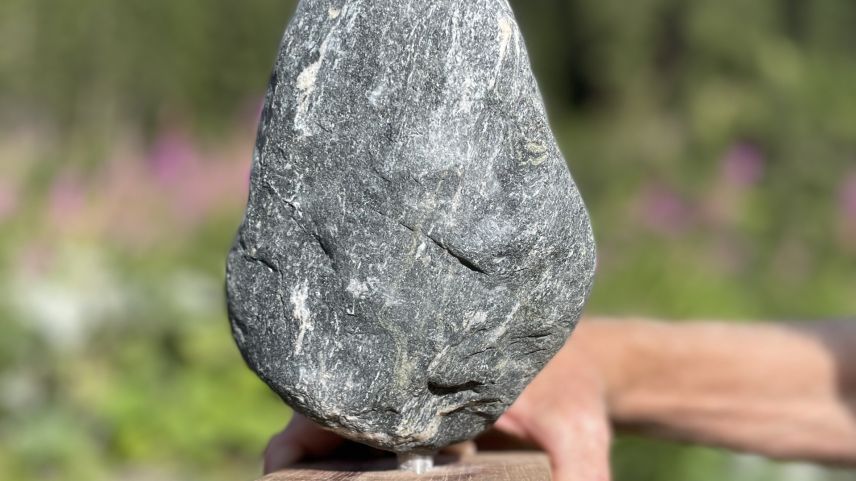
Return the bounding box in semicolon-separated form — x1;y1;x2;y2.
264;437;303;474
263;414;345;474
475;427;539;451
537;414;612;481
263;431;304;474
441;440;477;457
494;412;529;440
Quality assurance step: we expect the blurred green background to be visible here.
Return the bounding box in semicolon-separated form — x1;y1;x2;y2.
1;0;855;480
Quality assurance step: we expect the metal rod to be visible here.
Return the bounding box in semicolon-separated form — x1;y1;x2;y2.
397;452;435;474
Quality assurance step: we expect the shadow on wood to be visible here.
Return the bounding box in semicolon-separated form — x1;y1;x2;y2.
259;452;551;480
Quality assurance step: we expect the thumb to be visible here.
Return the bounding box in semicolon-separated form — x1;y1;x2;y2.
538;412;612;481
263;414;344;474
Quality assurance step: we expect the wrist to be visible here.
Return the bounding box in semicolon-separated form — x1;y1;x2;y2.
572;317;681;422
569;318;632;412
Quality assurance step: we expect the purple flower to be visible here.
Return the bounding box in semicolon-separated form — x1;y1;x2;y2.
722;143;765;187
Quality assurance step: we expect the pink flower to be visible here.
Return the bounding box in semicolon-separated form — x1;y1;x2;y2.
838;171;856;250
638;183;692;235
722;143;765;187
48;174;85;227
148;129;198;183
0;180;19;222
841;172;856;224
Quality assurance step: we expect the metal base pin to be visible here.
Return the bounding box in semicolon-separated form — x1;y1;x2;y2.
397;452;435;474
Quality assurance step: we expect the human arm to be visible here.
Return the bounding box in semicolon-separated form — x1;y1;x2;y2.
583;317;856;465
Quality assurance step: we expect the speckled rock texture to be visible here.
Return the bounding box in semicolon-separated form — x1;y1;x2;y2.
226;0;596;453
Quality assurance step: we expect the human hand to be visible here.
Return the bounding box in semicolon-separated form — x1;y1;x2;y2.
494;330;612;481
264;325;612;480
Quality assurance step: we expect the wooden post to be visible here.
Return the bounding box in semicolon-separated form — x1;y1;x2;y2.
259;452;551;480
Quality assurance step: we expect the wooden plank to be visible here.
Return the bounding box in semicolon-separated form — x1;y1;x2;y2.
259;452;551;481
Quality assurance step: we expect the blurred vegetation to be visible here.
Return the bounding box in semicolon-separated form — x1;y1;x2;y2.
1;0;855;480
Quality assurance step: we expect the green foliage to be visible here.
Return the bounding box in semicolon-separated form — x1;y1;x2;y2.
2;0;856;480
0;0;297;134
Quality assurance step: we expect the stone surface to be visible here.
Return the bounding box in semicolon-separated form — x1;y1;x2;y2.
226;0;596;453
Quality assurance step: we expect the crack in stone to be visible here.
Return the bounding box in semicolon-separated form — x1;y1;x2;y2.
463;346;496;359
440;397;504;418
239;236;280;274
427;379;484;396
236;234;291;334
260;180;336;269
423;232;487;274
311;231;335;262
370;208;489;275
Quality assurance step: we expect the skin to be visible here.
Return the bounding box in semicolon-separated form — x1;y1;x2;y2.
263;317;856;480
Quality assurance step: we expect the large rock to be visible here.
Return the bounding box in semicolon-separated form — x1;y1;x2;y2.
226;0;596;453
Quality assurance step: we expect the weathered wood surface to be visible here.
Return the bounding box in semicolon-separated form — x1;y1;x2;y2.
259;452;551;481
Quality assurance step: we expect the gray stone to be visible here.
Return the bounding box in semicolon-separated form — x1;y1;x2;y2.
226;0;596;453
